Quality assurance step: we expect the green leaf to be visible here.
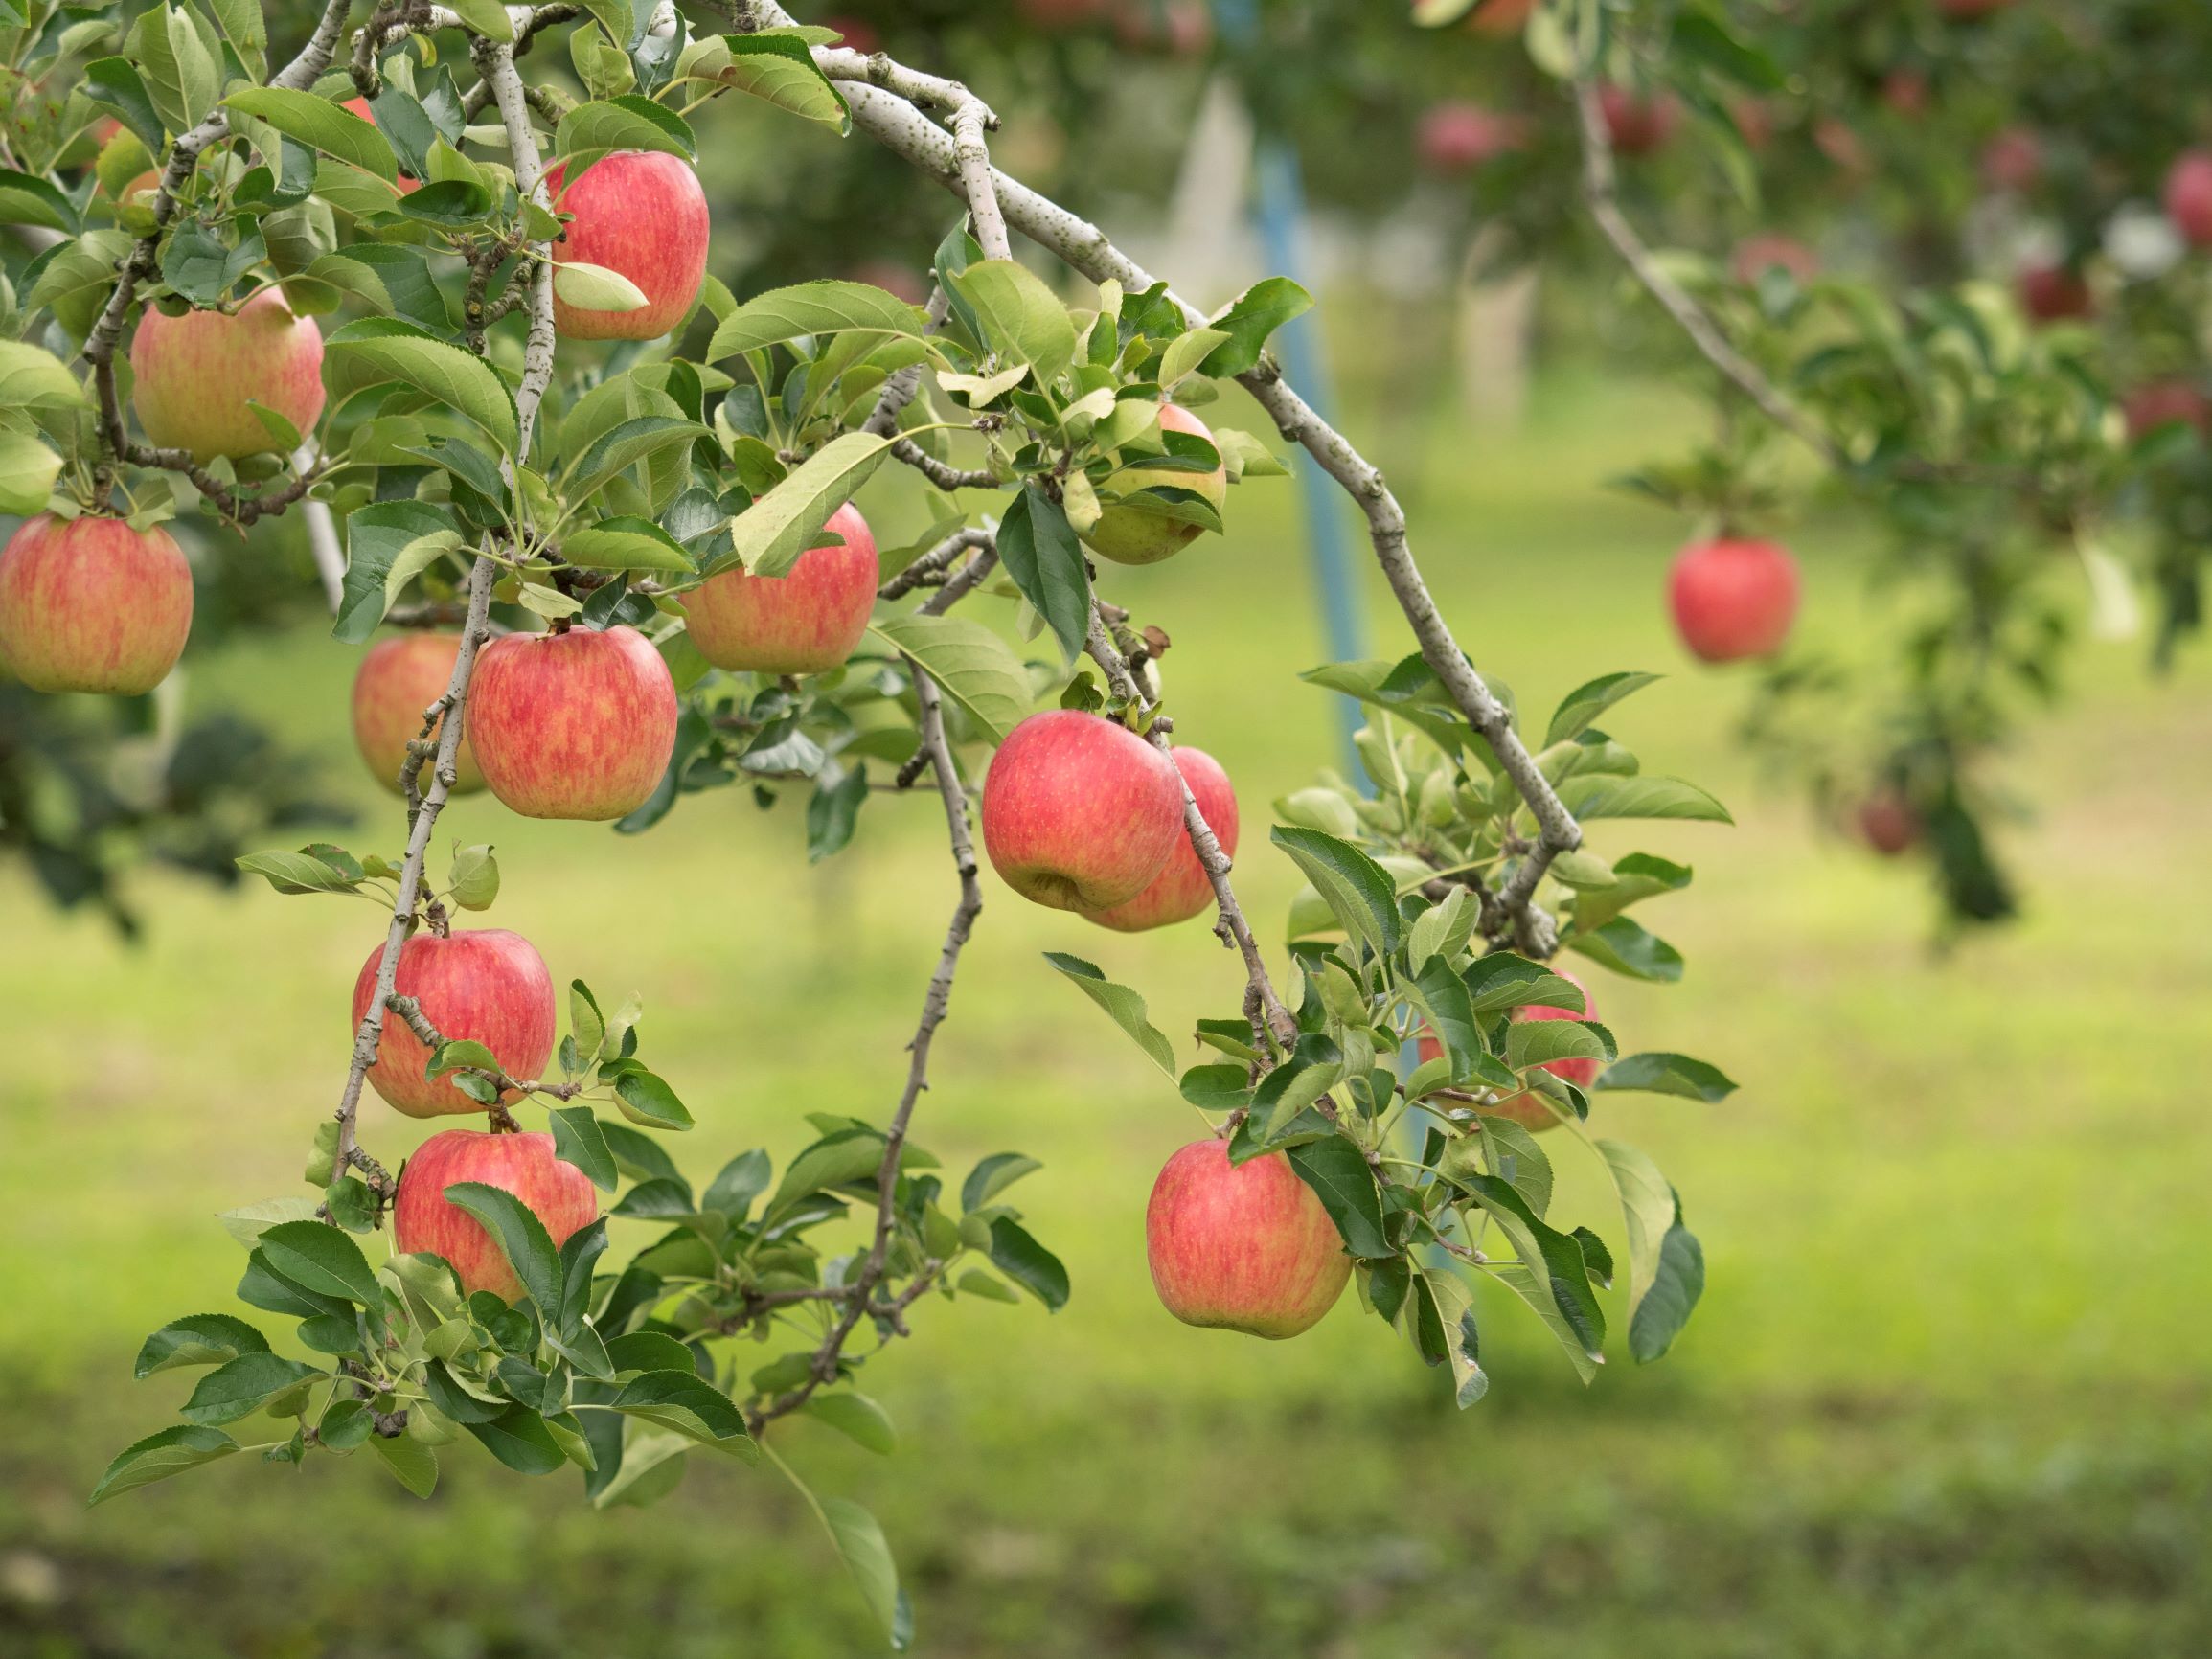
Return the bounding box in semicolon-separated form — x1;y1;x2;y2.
0;433;60;512
90;1425;239;1505
1469;1117;1554;1217
369;1432;440;1497
1408;1264;1489;1408
552;259;649;314
1462;1174;1606;1379
325;318;519;454
821;1497;905;1648
947;258;1077;382
222;86;399;180
956;1269;1019;1304
1463;952;1587;1014
134;1313;271;1378
0;342;89;412
613;1069;694;1130
234;847;364;895
1177;1064;1250;1114
178;1352;324;1426
1506;1017;1608;1072
1197;276;1313;378
563;517;696;575
995;484;1089;661
549;1106;618;1193
987;1216;1069;1310
1566;916;1684;984
563;414;711;504
865;612;1032;743
217;1196;321;1248
720;431;892;580
1041;953;1174;1078
1269;827;1402;959
256;1220;384;1307
687;34;851;133
609;1369;755;1456
605;1331;698;1377
1596;1052;1738;1102
556;95;696;161
466;1406;568;1474
706;279;925;360
1544;671;1662;747
1569;852;1693;934
960;1152;1042;1214
1594;1139;1674;1312
445;0;515;42
1630;1204;1704;1363
442;1181;563;1312
83;58;168;156
0;170;80;236
446;843;499;911
702;1148;773;1219
802;1391;897;1455
765;1127;885;1217
1555;774;1732;824
1284;1136;1390;1259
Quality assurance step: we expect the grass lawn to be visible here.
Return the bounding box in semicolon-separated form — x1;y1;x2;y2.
4;352;2209;1658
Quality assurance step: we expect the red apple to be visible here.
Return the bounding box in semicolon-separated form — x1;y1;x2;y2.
1813;117;1871;177
1146;1139;1350;1339
340;98;418;193
1463;0;1534;36
1981;125;2041;192
822;14;880;52
393;1128;598;1303
682;501;878;674
1881;69;1930;119
0;513;193;694
543;151;711;341
1668;537;1800;663
1083;402;1228;567
1079;747;1235;932
981;710;1185;911
351;632;485;797
129;287;326;465
1599;85;1680;158
1417;968;1596;1134
2018;263;2093;324
1730;233;1818;285
1728;97;1775;151
467;625;676;821
1857;791;1919;856
1416;102;1529;172
2123;379;2212;441
352;928;557;1118
2163;150;2212;249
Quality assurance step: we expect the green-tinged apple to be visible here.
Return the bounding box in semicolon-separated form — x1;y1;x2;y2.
351;633;485;797
0;513;193;694
1146;1139;1351;1338
1079;747;1235;932
1417;967;1598;1134
683;501;878;673
392;1128;597;1303
544;151;710;340
352;928;557;1118
467;625;677;821
128;287;326;465
981;710;1185;911
1081;402;1228;566
1668;536;1800;663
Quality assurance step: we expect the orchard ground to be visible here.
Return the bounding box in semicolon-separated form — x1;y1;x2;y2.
4;346;2210;1658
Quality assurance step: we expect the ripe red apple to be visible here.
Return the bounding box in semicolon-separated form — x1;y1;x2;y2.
1981;125;2041;192
981;710;1185;911
352;928;557;1118
1079;747;1235;932
393;1128;598;1303
2018;263;2092;324
0;513;194;694
1083;402;1228;566
1417;968;1596;1134
129;287;326;465
340;98;418;193
351;633;485;797
2163;151;2212;249
467;625;677;821
682;501;878;674
1463;0;1534;36
1599;85;1680;158
543;151;711;341
2123;379;2212;441
1416;102;1529;173
1146;1139;1350;1339
1857;791;1919;856
1668;537;1800;663
1730;233;1817;285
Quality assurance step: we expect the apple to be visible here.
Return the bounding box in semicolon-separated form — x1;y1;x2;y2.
0;514;194;694
341;98;418;193
2018;262;2092;324
1858;791;1919;856
129;287;327;466
467;625;677;821
1417;968;1597;1134
1981;125;2041;192
682;501;878;674
1881;69;1929;119
351;633;486;797
1730;233;1817;285
2163;151;2212;248
543;151;711;341
822;14;880;53
980;710;1185;911
1079;747;1235;932
1463;0;1534;36
1813;117;1871;177
1146;1139;1350;1339
1668;537;1800;663
393;1128;598;1303
1728;98;1775;151
2123;379;2211;441
352;928;558;1118
1599;85;1680;158
1082;402;1228;567
1416;102;1529;173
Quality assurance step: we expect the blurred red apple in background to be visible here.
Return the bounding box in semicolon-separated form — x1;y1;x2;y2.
1417;102;1529;172
1731;233;1818;285
1600;85;1681;157
2162;150;2212;248
1668;537;1801;663
1981;125;2041;192
2123;379;2212;441
1857;792;1920;856
2018;262;2093;324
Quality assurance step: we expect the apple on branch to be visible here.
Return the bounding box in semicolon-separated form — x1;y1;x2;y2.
682;502;878;674
393;1128;598;1303
1079;747;1236;932
467;624;678;821
128;287;327;466
981;710;1186;911
1418;967;1598;1134
1080;402;1228;567
1146;1139;1351;1339
352;633;485;797
1667;536;1801;664
0;513;194;694
352;928;558;1118
544;151;711;341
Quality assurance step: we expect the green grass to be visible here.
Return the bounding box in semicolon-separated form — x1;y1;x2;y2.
4;354;2211;1657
